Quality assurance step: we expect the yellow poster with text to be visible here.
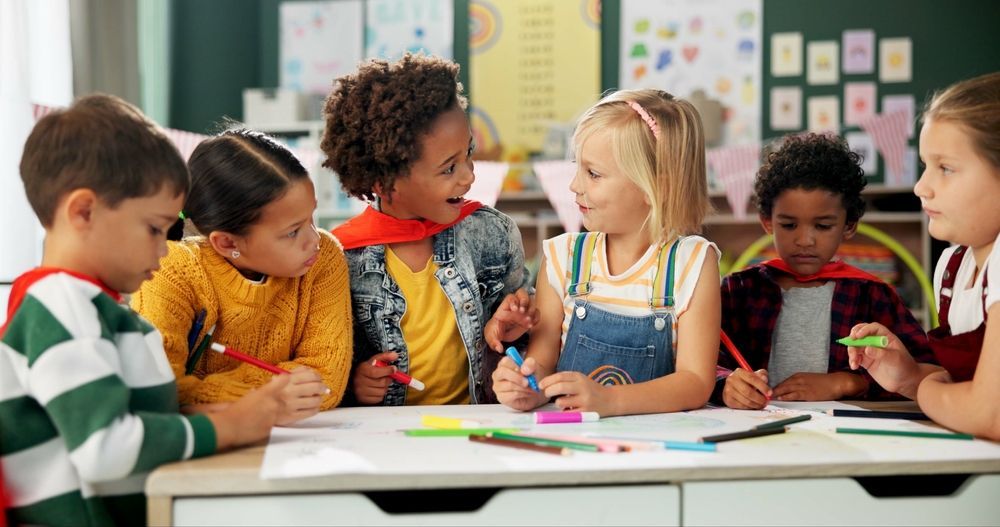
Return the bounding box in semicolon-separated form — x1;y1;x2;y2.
469;0;600;156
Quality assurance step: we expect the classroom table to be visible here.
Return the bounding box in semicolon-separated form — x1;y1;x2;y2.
146;401;1000;526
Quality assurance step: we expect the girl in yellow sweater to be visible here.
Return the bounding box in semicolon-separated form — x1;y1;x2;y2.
132;129;352;424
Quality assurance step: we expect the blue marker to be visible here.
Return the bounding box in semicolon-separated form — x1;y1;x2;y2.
505;346;540;392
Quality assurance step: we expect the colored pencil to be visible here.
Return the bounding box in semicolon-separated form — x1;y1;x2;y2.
489;431;601;452
186;309;207;352
755;414;812;430
470;434;570;456
583;434;718;452
720;330;753;372
185;324;215;375
701;426;786;443
210;342;288;374
835;427;974;440
828;409;929;420
404;428;522;437
518;434;630;452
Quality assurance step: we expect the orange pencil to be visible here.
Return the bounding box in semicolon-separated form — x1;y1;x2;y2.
720;330;753;372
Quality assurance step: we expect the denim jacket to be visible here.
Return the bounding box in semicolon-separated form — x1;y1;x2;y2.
344;205;530;405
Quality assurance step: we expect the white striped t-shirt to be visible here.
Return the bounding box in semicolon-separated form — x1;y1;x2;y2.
543;233;720;347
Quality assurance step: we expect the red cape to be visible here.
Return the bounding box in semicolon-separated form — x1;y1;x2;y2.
761;258;884;283
332;200;483;250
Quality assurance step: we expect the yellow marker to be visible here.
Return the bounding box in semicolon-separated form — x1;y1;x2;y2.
421;415;481;429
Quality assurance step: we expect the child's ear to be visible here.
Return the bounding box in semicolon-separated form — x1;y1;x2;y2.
64;189;98;231
758;213;774;235
207;231;240;258
844;221;858;240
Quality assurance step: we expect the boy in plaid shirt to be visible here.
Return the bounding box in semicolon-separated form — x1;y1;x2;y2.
716;133;933;409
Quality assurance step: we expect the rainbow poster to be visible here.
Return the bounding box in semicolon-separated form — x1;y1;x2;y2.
469;0;600;154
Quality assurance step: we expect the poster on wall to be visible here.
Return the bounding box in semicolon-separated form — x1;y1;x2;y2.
280;0;364;95
365;0;453;60
619;0;763;145
469;0;601;155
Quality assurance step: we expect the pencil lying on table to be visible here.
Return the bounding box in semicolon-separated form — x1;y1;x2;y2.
469;434;571;455
701;426;786;443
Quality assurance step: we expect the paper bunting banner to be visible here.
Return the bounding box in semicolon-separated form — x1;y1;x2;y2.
466;161;508;207
859;111;908;185
706;144;761;219
532;160;582;233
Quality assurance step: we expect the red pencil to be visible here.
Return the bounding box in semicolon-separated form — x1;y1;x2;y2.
210;342;288;375
720;330;753;372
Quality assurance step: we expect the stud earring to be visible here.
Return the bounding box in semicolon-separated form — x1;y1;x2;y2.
231;250;240;259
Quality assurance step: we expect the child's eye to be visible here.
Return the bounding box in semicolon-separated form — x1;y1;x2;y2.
588;169;601;179
149;225;163;236
816;224;833;230
940;165;954;175
287;228;300;238
443;163;456;175
467;140;476;157
779;223;796;230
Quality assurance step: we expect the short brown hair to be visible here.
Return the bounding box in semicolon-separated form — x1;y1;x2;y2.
20;94;189;227
922;71;1000;171
320;53;468;201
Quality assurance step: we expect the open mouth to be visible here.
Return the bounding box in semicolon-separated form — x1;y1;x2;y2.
446;195;465;204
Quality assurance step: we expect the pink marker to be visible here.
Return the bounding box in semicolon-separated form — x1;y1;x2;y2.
373;359;425;391
534;411;600;424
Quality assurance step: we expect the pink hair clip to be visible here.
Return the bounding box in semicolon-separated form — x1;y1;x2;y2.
627;100;661;140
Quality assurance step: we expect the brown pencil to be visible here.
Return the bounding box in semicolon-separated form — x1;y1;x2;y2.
469;434;571;456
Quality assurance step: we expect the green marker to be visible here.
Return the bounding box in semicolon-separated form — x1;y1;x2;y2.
836;335;889;348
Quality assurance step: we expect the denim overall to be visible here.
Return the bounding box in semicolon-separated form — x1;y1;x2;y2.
555;233;681;385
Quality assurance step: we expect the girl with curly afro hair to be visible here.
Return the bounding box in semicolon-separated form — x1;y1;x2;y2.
322;53;536;407
716;133;933;411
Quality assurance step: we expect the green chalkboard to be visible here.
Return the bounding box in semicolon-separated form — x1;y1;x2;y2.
762;0;1000;148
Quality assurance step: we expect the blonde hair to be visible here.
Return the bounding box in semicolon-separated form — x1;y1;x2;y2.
572;89;710;244
922;71;1000;171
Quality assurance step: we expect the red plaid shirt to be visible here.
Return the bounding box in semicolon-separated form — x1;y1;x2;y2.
715;263;934;400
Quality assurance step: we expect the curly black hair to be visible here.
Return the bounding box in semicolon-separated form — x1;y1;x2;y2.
753;133;867;223
320;53;468;201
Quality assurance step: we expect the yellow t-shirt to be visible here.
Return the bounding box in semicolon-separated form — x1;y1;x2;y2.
385;248;470;405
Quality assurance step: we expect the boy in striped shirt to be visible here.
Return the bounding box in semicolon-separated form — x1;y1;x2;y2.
1;94;288;526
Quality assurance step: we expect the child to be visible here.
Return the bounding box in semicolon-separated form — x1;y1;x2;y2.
849;72;1000;440
132;129;352;423
321;54;536;406
492;89;721;416
1;94;287;526
716;133;934;409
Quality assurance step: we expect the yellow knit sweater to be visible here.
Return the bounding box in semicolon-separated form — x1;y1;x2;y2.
131;229;352;409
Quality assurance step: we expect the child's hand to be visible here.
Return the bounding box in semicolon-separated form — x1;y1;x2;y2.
353;352;398;405
276;366;327;425
722;368;771;409
483;288;539;352
492;355;548;411
846;322;922;396
209;374;290;450
539;371;612;415
772;371;867;401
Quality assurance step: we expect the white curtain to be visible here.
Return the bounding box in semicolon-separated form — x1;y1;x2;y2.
0;0;73;321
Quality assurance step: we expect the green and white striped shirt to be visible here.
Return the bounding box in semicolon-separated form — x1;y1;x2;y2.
1;271;216;526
